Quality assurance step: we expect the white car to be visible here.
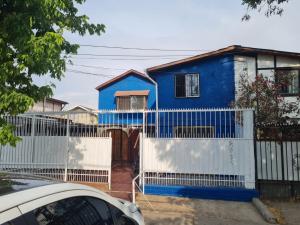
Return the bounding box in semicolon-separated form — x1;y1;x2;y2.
0;174;144;225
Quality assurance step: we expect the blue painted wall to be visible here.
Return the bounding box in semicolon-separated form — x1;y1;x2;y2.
97;72;156;125
144;185;258;202
148;55;235;109
98;73;156;110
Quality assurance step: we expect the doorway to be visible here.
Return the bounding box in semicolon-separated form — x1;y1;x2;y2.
110;129;129;163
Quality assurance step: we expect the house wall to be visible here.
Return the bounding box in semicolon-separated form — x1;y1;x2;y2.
68;108;98;125
234;54;300;118
98;73;156;110
148;55;235;109
29;100;64;112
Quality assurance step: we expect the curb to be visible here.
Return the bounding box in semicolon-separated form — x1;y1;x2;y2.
252;198;277;224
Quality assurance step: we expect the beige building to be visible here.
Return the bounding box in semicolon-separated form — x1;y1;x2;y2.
67;105;98;124
28;98;68;112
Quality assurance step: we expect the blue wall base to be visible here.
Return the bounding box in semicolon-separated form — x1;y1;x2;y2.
144;185;258;202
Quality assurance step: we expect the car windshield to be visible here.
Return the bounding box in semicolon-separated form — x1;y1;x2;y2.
0;173;57;196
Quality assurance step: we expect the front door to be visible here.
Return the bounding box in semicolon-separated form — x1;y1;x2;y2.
110;129;129;162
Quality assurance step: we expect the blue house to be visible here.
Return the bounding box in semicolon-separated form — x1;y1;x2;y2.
95;45;300;200
96;45;300;139
98;45;300;111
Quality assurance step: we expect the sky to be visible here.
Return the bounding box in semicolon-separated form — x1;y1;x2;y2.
40;0;300;109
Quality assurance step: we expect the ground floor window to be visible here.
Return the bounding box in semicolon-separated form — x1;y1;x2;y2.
174;126;214;138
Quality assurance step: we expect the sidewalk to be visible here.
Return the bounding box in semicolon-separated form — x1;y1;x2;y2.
265;200;300;225
136;194;269;225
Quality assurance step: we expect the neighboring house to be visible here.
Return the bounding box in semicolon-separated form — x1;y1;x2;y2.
28;98;68;112
67;105;98;124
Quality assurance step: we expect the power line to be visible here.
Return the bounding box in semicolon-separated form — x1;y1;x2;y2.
66;69;115;78
74;53;194;57
67;56;183;61
67;63;128;71
79;44;211;52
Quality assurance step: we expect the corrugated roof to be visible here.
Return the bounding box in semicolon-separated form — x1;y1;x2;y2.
114;90;150;97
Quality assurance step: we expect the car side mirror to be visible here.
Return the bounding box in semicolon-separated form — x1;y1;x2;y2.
128;203;139;213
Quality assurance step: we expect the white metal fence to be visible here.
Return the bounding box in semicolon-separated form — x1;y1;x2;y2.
0;112;112;186
1;108;255;194
97;108;253;138
141;138;255;189
134;108;255;194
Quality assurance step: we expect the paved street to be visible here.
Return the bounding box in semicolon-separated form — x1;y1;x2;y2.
136;194;269;225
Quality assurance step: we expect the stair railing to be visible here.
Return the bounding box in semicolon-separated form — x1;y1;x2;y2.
132;171;155;211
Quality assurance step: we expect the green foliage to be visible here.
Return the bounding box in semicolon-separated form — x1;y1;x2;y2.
0;0;105;146
242;0;289;20
234;71;300;125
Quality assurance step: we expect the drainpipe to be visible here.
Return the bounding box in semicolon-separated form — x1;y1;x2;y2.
144;70;159;137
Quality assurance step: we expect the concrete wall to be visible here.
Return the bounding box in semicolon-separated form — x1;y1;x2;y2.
142;138;255;189
0;136;112;170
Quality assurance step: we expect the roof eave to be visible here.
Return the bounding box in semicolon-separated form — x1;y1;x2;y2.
146;45;300;73
95;69;154;91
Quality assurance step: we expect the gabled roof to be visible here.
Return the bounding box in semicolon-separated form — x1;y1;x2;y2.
146;45;300;73
68;105;97;115
95;69;154;90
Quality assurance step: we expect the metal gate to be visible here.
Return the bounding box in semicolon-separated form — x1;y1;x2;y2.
256;138;300;198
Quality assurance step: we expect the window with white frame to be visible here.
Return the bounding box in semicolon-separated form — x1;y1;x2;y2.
175;73;199;98
256;54;300;96
117;96;147;110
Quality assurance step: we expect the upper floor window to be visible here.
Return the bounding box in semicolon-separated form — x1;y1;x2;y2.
117;96;147;110
256;55;300;96
276;69;300;96
175;73;199;98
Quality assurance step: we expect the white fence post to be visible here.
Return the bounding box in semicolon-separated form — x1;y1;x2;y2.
140;111;146;189
243;109;254;139
64;113;70;182
139;131;143;187
31;115;36;164
108;132;112;190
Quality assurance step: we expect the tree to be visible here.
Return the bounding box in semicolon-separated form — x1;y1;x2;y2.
242;0;289;20
0;0;105;146
234;71;300;126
